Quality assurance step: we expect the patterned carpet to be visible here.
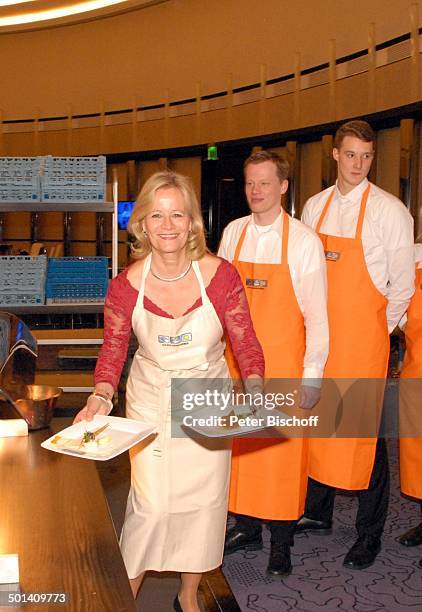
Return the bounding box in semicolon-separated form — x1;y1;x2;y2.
222;385;422;611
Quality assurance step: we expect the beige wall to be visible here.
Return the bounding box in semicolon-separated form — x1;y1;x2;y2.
0;0;418;120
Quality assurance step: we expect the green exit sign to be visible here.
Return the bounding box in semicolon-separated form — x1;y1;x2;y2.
207;144;218;160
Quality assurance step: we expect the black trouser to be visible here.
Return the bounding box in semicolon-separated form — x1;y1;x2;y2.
234;514;297;545
304;438;389;539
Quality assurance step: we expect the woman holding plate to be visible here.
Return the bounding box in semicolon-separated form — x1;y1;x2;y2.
74;170;264;612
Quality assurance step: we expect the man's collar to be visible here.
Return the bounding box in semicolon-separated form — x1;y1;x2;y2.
334;178;369;204
250;210;283;231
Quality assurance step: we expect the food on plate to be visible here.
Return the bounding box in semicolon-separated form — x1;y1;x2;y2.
51;423;111;451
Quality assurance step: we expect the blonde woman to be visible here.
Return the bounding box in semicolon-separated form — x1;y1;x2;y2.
75;171;264;612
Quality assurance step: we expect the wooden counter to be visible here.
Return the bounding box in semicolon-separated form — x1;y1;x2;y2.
0;419;136;611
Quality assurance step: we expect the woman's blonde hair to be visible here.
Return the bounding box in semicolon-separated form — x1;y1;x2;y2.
128;170;207;260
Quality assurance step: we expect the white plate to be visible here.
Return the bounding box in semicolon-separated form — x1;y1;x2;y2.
182;405;269;439
41;415;156;461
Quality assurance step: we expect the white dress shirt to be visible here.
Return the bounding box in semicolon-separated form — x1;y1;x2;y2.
301;178;415;333
218;211;329;381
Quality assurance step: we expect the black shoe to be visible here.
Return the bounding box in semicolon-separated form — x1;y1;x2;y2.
224;527;263;555
397;522;422;547
343;536;381;570
419;558;422;569
266;542;292;578
173;595;182;612
296;515;333;535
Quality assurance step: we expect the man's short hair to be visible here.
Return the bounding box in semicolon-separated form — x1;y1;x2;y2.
244;150;290;182
334;120;376;150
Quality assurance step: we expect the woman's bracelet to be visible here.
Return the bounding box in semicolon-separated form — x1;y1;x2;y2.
89;392;114;415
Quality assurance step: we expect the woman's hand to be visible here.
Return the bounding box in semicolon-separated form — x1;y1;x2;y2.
73;394;112;424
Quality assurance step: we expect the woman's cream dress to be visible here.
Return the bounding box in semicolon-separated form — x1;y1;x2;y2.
120;255;231;576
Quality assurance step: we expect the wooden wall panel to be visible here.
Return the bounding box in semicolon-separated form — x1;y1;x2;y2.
264;97;296;134
299;141;323;215
299;85;332;128
3;212;31;240
335;73;370;122
169;157;202;200
38;131;68;156
375;61;413;113
71;212;97;241
139;160;164;186
37;213;64;240
375;127;400;197
200;109;232;144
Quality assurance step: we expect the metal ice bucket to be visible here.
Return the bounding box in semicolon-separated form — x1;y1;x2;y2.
14;384;62;430
0;312;61;429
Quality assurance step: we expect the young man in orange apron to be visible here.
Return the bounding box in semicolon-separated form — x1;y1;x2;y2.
300;120;415;569
397;242;422;567
218;150;329;577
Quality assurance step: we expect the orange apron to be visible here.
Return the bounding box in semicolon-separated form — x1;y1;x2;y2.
400;267;422;499
227;212;309;520
310;185;389;490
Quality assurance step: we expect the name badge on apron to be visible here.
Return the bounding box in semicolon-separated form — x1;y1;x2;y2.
158;332;192;346
246;278;268;289
325;250;341;262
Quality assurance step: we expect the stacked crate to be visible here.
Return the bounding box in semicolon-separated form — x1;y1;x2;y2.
0;255;47;306
41;156;106;202
0;157;42;201
45;257;109;304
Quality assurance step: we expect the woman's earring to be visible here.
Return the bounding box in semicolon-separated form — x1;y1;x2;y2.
143;230;148;236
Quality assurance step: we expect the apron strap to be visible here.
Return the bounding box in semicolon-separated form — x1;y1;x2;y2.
281;210;289;266
355;184;371;240
315;187;335;234
233;223;248;264
137;253;152;306
192;260;211;305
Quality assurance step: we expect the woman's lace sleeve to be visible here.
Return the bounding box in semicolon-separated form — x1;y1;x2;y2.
94;272;135;389
219;261;265;378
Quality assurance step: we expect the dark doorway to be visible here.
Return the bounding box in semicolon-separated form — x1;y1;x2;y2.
201;155;250;252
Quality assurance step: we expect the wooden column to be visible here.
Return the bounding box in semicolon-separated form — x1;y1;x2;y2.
195;82;201;143
64;105;74;255
0;109;3;156
66;105;73;155
321;135;336;190
226;73;233;140
400;118;420;237
0;111;5;241
33;107;40;156
158;157;168;171
368;22;376;113
99;103;106;153
410;3;420;103
328;39;336;121
259;63;267;134
286;141;300;218
131;98;138;152
294;53;301;126
164;89;170;147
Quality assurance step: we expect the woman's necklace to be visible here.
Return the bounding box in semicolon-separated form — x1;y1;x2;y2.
150;261;192;282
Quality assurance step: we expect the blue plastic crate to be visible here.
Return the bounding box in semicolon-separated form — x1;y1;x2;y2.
46;257;109;304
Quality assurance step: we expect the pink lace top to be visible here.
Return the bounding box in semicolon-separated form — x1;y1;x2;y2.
94;258;264;389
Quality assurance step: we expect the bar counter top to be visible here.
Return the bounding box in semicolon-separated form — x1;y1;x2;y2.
0;418;136;611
